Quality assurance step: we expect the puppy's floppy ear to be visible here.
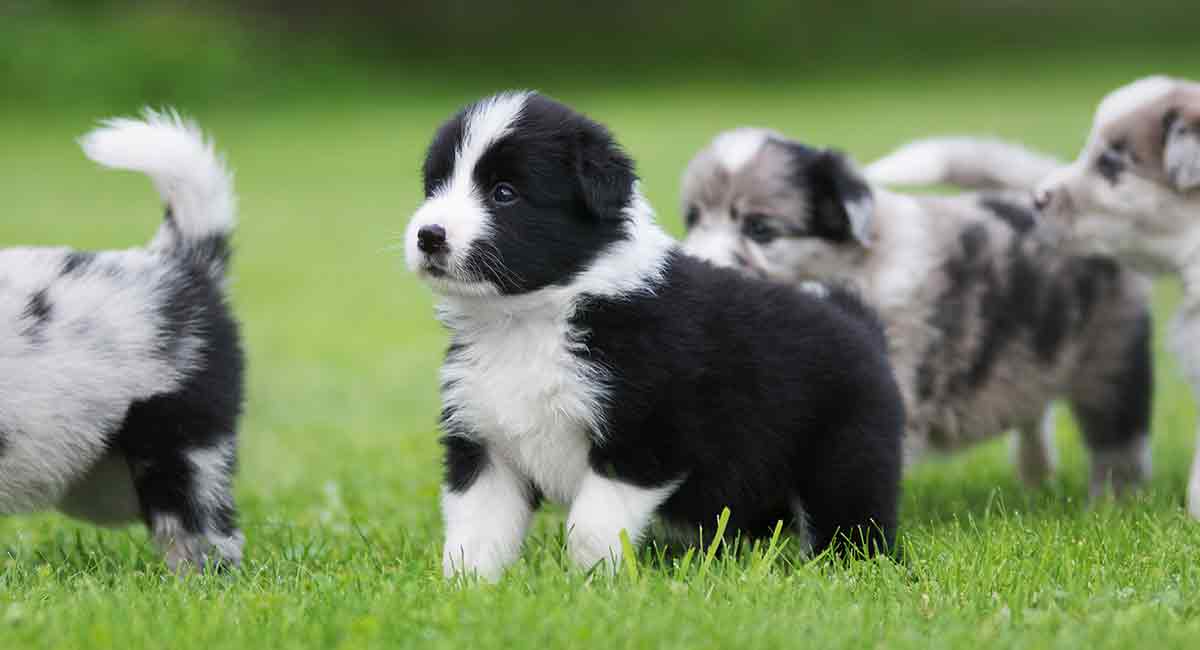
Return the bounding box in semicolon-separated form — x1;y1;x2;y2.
805;150;875;247
574;124;637;222
1164;104;1200;192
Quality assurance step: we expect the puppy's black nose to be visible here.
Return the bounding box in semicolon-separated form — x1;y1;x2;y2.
417;224;448;254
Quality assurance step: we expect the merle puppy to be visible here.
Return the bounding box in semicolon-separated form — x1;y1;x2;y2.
0;111;244;571
405;92;905;581
681;129;1153;499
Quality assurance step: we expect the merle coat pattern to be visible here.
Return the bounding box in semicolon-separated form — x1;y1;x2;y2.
681;129;1153;497
0;111;245;571
405;92;905;581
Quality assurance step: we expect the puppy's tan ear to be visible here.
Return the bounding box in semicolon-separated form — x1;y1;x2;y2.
1164;101;1200;192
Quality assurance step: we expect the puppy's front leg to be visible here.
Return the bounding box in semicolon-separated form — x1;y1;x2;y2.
441;437;533;582
566;470;679;573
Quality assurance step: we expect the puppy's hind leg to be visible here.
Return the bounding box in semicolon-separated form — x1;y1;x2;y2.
125;434;244;573
1011;406;1058;488
1070;314;1153;501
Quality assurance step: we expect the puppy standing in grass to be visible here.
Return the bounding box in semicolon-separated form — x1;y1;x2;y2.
0;111;245;571
681;129;1153;498
869;76;1200;517
406;91;905;581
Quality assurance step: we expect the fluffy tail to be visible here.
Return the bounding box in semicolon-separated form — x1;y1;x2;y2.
864;136;1063;191
79;108;236;278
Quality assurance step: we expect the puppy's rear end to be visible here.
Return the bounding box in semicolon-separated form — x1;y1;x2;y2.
0;111;244;572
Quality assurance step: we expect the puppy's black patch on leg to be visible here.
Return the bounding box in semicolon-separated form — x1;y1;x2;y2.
441;434;489;494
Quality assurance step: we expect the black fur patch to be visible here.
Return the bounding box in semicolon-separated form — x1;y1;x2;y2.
979;197;1036;234
1071;312;1153;449
441;435;489;494
20;289;53;343
781;143;873;243
422;93;633;294
1096;150;1125;184
567;251;903;555
60;251;95;276
114;262;243;537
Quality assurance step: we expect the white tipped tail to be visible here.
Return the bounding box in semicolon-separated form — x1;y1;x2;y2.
864;136;1063;192
80;108;236;276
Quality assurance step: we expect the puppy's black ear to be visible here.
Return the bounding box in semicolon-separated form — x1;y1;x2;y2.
575;124;637;222
805;150;875;247
1164;104;1200;192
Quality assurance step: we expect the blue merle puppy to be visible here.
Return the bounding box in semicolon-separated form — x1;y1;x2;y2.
405;92;905;581
681;128;1152;499
0;111;244;571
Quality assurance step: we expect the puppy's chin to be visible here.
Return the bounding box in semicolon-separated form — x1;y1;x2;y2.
417;268;501;298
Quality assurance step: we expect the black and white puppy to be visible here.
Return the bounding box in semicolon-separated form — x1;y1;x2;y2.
405;92;905;581
1;111;244;571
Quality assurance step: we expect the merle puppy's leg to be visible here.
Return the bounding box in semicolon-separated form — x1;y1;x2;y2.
126;434;243;572
1070;316;1153;500
441;437;535;581
1012;406;1058;487
566;469;679;572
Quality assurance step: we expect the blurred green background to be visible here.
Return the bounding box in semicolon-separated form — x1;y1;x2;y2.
2;3;1200;649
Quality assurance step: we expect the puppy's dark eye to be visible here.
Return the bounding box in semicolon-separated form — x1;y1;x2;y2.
1096;147;1125;184
685;205;700;229
742;215;778;244
491;182;518;205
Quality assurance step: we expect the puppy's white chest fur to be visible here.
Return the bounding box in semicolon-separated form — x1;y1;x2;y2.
439;300;605;504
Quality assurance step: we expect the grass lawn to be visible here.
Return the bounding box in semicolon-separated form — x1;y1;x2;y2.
2;57;1200;648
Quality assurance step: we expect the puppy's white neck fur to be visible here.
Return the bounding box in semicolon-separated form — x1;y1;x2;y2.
437;189;675;326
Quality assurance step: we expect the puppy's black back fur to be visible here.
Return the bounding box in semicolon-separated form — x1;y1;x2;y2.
574;252;903;553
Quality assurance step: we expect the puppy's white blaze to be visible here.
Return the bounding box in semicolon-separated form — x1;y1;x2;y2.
845;196;874;247
406;92;532;282
711;128;774;173
442;455;533;581
404;191;493;278
566;470;680;571
1093;76;1174;128
80;109;236;243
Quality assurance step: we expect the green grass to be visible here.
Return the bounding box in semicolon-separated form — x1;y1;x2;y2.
3;68;1200;649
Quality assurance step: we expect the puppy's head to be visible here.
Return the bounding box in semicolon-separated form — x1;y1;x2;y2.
406;91;636;296
680;129;874;284
1034;76;1200;268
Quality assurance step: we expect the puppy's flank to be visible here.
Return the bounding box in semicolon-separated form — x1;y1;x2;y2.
0;110;245;571
681;129;1153;498
408;92;905;581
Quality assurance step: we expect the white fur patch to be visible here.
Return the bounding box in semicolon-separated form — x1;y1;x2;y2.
711;128;774;173
845;196;875;247
188;439;237;517
1093;76;1175;129
0;248;196;513
1165;124;1200;191
442;455;535;581
681;225;742;268
566;470;680;571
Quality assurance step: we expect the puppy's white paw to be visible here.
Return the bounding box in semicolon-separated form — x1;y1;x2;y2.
442;537;514;582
